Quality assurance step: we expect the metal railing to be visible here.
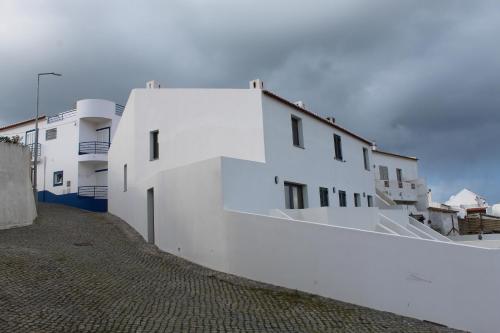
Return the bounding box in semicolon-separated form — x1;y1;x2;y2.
115;104;125;116
79;141;110;155
47;109;77;124
78;186;108;199
26;143;41;160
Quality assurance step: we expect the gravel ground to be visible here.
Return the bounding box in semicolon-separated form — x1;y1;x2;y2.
0;203;464;333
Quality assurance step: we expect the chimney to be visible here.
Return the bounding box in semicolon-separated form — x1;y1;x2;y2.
249;79;264;89
326;116;335;124
146;80;161;89
294;101;306;109
372;142;378;151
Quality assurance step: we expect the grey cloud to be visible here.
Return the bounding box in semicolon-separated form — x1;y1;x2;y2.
0;0;499;202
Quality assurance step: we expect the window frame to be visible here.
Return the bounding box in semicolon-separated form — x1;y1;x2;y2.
334;134;343;161
338;190;347;207
53;171;64;187
367;195;373;207
284;181;306;209
149;130;159;161
291;115;304;148
354;193;361;207
45;128;57;141
319;187;329;207
123;164;128;192
363;147;370;171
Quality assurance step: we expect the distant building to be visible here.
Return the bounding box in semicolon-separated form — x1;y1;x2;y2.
0;99;123;211
446;188;489;218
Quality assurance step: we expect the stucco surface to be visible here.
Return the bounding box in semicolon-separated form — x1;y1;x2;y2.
0;143;36;228
0;203;461;333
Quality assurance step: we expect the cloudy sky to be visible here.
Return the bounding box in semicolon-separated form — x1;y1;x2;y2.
1;0;499;203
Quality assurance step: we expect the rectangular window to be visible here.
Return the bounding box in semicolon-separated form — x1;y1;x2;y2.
319;187;329;207
123;164;127;192
339;190;347;207
363;147;370;171
367;195;373;207
45;128;57;140
379;166;389;187
334;134;343;161
354;193;361;207
284;182;305;209
396;168;403;188
291;116;303;148
53;171;63;187
150;130;159;160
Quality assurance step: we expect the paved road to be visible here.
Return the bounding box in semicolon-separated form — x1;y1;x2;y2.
0;204;463;333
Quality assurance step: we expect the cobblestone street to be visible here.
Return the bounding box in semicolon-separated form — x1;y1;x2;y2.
0;204;463;332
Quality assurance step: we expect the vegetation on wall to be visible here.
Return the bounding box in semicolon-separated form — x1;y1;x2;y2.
0;136;21;144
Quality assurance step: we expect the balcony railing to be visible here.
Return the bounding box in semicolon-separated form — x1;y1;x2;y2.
26;143;41;160
47;109;77;124
375;179;419;202
78;186;107;199
115;104;125;116
79;141;110;155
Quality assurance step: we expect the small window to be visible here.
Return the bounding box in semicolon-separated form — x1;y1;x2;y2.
334;134;343;161
339;190;347;207
367;195;373;207
284;182;306;209
150;130;159;160
396;168;403;188
363;147;370;171
45;128;57;140
354;193;361;207
53;171;63;187
123;164;127;192
319;187;329;207
379;166;389;187
291;116;303;148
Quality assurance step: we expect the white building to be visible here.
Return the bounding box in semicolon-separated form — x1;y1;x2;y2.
0;99;123;211
446;188;489;218
107;80;500;333
371;148;459;235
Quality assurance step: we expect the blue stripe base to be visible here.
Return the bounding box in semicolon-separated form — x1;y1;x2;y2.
38;191;107;212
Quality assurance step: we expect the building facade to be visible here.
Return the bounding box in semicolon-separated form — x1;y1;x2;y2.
0;99;123;211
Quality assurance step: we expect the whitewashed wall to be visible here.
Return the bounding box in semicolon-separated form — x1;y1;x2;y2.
113;156;500;333
262;95;375;208
0;143;37;228
372;151;418;181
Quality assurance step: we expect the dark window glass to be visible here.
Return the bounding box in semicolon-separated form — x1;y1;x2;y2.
354;193;361;207
334;134;343;160
396;168;403;188
123;164;127;192
367;195;373;207
291;116;302;147
363;147;370;171
339;190;347;207
319;187;329;207
150;130;159;160
284;182;305;209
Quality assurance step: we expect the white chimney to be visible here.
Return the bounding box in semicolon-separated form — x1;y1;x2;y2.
249;79;264;89
146;80;161;89
294;101;306;109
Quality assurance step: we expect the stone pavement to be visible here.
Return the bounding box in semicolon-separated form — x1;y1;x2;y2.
0;204;464;333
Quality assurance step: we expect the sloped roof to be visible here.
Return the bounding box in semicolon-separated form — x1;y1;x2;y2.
0;116;46;131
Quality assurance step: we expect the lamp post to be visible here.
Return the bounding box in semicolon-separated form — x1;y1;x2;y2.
33;72;62;204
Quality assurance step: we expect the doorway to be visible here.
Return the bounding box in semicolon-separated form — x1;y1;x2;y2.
147;188;155;244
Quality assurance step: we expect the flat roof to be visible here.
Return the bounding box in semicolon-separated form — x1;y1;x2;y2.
263;90;373;145
372;149;418;161
428;206;459;213
0;116;46;131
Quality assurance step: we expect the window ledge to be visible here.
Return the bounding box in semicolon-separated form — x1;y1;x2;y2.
293;145;305;149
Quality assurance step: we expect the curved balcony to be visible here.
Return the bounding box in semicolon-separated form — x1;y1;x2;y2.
78;141;109;162
77;99;116;122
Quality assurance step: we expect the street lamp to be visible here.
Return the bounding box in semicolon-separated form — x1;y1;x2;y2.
33;72;62;204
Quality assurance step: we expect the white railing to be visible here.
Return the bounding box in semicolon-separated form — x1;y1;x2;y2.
47;109;77;124
375;179;418;202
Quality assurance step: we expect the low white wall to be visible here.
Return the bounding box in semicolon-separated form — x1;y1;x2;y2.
283;206;379;230
115;156;500;333
0;143;37;228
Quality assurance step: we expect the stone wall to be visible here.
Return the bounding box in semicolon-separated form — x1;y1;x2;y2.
0;142;37;229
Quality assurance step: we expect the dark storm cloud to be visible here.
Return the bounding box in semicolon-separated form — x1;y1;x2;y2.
1;0;499;202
